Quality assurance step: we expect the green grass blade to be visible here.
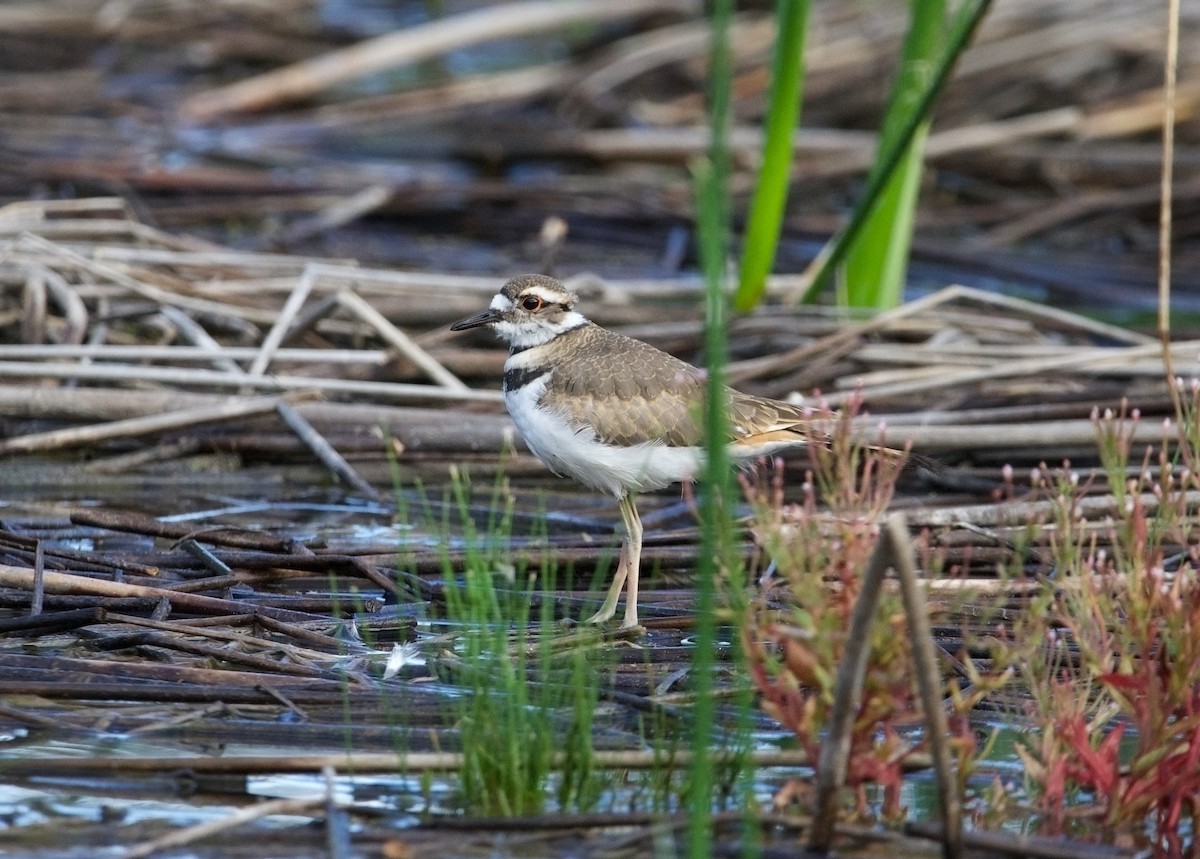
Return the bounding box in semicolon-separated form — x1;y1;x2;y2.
733;0;812;312
839;118;930;308
841;0;946;308
690;0;734;854
796;0;993;305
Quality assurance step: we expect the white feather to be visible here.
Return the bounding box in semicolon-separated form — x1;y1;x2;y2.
505;375;703;497
493;310;586;350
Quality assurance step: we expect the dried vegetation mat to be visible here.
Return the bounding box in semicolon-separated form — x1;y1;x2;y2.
0;0;1196;286
0;200;1191;857
1;0;1198;852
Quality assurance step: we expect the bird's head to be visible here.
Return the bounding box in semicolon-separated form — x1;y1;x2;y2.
450;274;585;349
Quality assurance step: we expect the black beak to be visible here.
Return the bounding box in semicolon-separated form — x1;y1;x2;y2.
450;308;501;331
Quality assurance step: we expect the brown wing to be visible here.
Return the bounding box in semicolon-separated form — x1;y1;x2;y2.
726;390;826;447
543;323;841;449
542;325;708;446
728;390;921;470
540;323;882;455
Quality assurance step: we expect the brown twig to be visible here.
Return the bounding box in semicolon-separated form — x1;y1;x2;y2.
180;0;697;119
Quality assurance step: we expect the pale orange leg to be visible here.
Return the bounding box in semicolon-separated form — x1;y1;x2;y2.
680;480;700;519
584;537;629;624
618;493;643;629
584;492;643;626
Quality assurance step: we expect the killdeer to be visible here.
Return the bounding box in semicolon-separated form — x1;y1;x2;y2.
451;274;908;629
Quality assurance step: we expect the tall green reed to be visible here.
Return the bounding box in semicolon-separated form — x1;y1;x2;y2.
841;0;947;309
733;0;992;311
689;0;731;855
733;0;811;313
692;0;762;855
801;0;992;307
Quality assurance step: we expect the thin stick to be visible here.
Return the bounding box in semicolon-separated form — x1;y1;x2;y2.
0;361;502;403
323;765;354;859
0;607;106;635
159;305;246;375
977;174;1200;250
41;265;88;345
0;344;390;364
871;418;1165;452
730;282;969;385
180;0;694;119
85;243;347;268
0;386;514;451
20;264;45;343
275;400;381;501
823;339;1195;406
71;507;296;551
0;393;296;456
102;613;341;665
248;264;319;377
909;489;1200;530
888;513;962;859
119;796;327;859
278;184;392;245
315;62;570;127
904;820;1137;859
15;233;283;324
0;747;825;778
337;289;468;390
30;541;44;616
932;284;1154;346
88;251;493;290
1159;0;1182;415
0;197;133;219
0;564;320;623
808;518;893;853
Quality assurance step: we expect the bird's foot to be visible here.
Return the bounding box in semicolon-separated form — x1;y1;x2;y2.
582;603;618;624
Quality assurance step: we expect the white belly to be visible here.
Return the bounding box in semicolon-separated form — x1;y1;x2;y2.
505;376;703;497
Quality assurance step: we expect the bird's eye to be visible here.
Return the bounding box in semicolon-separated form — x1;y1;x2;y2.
521;295;542;311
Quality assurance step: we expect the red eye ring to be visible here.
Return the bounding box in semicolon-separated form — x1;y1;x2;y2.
521;295;542;311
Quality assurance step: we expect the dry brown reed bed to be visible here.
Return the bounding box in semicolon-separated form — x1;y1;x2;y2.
0;0;1195;288
0;197;1184;576
0;0;1193;854
0;206;1183;665
0;199;1170;857
0;196;1183;509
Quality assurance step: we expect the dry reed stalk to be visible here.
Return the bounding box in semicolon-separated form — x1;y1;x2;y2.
103;612;349;656
824;340;1194;406
180;0;697;119
277;184;392;244
908;489;1200;530
0;344;391;364
0;748;828;778
276;400;381;500
120;796;329;859
336;288;467;390
246;263;320;377
0;361;502;402
0;564;321;623
0;393;298;456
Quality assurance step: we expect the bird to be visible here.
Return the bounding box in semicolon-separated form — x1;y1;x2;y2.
450;274;911;629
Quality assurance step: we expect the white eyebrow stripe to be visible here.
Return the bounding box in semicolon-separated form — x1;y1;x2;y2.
522;286;573;306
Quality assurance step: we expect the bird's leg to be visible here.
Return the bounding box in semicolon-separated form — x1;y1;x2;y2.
584;492;643;626
680;479;700;520
618;493;643;629
584;538;629;624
